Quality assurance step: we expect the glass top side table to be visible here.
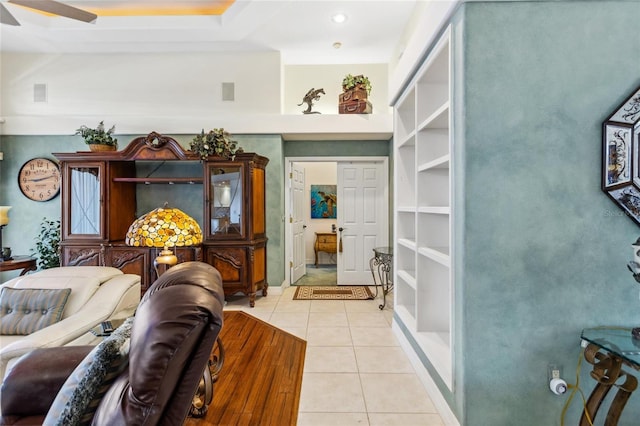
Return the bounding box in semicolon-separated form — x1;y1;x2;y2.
369;247;393;310
579;327;640;426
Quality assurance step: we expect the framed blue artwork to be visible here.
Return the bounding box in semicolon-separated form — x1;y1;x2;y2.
310;185;337;219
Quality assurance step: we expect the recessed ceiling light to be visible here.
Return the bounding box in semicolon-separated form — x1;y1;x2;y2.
331;13;347;24
333;42;342;49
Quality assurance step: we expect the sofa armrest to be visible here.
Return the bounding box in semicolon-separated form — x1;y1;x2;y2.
0;346;92;417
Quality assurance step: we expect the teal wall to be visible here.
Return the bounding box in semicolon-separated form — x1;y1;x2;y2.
456;1;640;425
284;139;391;157
0;134;286;288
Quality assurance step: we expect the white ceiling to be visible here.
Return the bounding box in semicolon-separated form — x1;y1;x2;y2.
0;0;419;64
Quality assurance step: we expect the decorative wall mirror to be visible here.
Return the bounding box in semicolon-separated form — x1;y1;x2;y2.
602;84;640;225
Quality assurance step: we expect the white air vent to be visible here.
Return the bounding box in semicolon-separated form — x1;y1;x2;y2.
222;82;235;101
34;83;47;103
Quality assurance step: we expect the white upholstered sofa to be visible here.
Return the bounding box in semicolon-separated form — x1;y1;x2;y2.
0;266;140;380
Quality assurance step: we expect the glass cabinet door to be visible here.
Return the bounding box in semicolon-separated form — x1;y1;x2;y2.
209;165;243;237
67;164;103;237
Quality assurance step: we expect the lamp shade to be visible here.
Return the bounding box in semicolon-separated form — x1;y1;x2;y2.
0;206;11;226
125;207;202;247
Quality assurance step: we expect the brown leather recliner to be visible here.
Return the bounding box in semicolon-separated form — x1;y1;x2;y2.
0;261;225;426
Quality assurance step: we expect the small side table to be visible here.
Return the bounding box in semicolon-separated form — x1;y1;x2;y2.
0;255;37;276
314;232;337;267
580;327;640;426
369;247;393;310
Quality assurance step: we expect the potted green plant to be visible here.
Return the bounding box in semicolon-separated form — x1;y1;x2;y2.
341;74;372;96
75;121;118;151
31;218;61;270
339;74;373;114
189;128;243;160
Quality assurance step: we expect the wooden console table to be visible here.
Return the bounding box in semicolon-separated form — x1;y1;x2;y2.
0;255;37;276
580;327;640;425
314;232;337;267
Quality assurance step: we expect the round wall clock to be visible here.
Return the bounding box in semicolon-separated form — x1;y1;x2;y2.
18;157;61;202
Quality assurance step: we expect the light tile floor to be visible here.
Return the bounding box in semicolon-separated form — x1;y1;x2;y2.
224;286;445;426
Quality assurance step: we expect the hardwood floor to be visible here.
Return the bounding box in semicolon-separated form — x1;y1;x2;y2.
184;310;307;426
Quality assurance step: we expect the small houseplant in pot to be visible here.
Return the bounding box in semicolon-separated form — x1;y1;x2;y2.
75;121;118;151
341;74;372;98
30;218;61;270
339;74;373;114
189;128;243;160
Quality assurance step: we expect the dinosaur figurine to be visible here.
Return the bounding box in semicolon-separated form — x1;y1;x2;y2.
297;88;325;114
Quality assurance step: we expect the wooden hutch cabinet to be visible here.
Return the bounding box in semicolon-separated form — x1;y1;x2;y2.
54;132;269;306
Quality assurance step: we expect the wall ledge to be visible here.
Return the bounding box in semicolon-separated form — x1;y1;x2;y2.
0;113;392;141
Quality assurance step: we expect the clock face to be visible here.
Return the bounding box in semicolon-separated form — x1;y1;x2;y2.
18;158;61;202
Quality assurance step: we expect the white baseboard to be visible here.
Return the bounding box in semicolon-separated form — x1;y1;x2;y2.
267;280;288;296
392;322;460;426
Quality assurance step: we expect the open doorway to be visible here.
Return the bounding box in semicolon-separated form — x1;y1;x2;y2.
290;161;337;286
285;156;389;287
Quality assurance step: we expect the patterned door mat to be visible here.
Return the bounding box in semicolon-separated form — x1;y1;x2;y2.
293;285;374;300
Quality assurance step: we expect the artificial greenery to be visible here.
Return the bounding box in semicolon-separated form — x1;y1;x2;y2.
342;74;372;95
75;121;118;147
189;128;243;160
31;218;61;270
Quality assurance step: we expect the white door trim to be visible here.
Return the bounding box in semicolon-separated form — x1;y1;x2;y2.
284;156;389;287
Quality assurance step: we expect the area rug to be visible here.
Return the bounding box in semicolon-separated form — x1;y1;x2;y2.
293;285;374;300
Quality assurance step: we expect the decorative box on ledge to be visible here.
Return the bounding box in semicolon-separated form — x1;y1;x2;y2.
339;99;373;114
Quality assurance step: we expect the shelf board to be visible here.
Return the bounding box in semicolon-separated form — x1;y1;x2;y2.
395;304;417;329
418;154;449;171
413;330;452;390
417;101;449;131
113;177;203;184
417;206;450;215
397;270;417;289
397;130;416;148
397;206;417;213
417;246;450;267
398;238;416;250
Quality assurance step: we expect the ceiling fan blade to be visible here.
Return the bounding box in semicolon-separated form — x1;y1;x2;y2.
0;3;20;25
8;0;97;23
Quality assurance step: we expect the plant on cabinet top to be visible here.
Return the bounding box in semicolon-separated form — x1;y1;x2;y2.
189;128;243;160
74;121;118;147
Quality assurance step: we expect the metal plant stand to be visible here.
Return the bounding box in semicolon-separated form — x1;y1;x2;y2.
369;246;393;310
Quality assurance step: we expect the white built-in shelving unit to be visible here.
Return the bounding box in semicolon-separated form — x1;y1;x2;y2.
393;27;453;390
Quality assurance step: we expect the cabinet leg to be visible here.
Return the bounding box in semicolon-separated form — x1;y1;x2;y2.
262;284;268;297
249;293;256;308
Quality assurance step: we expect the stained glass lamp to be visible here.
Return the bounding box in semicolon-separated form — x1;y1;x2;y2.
125;206;202;276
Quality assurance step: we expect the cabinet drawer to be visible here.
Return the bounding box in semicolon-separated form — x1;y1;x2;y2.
318;235;336;244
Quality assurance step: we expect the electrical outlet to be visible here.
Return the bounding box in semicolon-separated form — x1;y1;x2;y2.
548;364;561;381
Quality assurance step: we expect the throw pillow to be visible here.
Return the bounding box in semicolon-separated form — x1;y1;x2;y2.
13;276;101;319
43;317;134;426
0;287;71;335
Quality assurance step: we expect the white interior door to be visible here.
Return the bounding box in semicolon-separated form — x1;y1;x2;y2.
337;161;388;285
290;163;306;283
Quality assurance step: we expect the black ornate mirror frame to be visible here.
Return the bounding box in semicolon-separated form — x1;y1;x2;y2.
602;84;640;225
